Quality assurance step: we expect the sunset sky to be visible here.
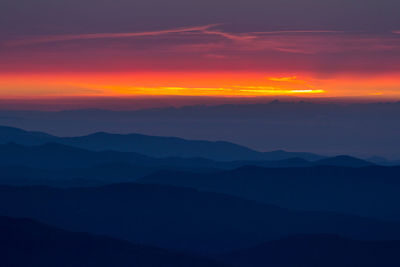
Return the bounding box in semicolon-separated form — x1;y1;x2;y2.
1;0;400;103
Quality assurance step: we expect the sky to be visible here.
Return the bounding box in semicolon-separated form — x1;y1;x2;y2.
1;0;400;103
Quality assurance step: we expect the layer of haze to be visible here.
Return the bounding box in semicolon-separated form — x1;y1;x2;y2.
1;101;399;159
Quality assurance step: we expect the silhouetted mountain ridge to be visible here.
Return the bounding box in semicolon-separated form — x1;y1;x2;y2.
2;102;400;158
0;142;374;171
315;155;373;167
140;165;400;220
0;125;324;161
1;183;400;253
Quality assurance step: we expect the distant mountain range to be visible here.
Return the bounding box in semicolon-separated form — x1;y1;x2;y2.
1;183;400;254
3;124;398;165
0;216;226;267
1;102;400;159
0;125;378;172
0;125;325;161
0;141;375;188
0;142;368;169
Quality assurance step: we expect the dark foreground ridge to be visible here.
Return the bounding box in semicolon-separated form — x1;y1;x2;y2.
0;216;227;267
218;234;400;267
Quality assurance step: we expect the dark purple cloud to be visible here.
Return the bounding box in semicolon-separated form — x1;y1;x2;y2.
1;0;400;36
1;0;400;75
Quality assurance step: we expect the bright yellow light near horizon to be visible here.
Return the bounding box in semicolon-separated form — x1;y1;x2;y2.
268;76;299;82
75;82;326;97
238;89;325;94
1;72;400;99
369;92;384;96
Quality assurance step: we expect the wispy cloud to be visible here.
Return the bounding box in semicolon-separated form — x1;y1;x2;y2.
253;30;346;34
5;24;220;46
4;24;344;48
202;28;256;42
5;24;400;57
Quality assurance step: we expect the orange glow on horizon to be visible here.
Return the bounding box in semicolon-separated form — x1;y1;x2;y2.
0;72;399;100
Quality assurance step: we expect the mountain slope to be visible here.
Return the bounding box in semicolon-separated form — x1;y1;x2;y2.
0;184;400;253
315;155;373;167
0;142;153;169
218;235;400;267
0;142;370;171
140;165;400;220
0;125;324;161
0;216;226;267
60;132;265;161
0;125;56;145
262;150;324;161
